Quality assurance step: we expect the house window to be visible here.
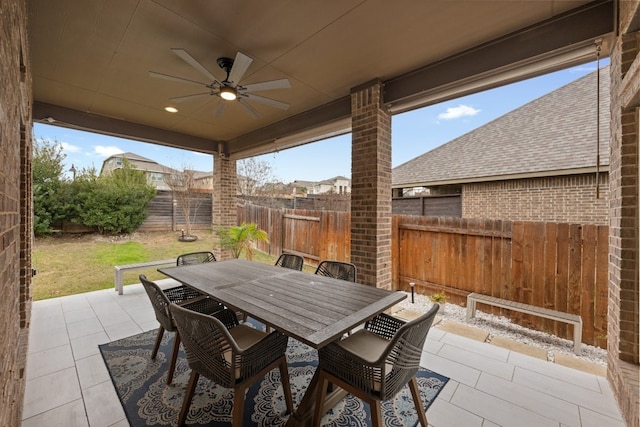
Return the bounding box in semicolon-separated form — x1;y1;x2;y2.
115;158;123;167
149;173;164;182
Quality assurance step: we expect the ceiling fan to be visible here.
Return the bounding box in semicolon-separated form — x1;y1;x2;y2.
149;49;291;119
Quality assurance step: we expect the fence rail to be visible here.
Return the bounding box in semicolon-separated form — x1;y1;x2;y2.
237;204;608;347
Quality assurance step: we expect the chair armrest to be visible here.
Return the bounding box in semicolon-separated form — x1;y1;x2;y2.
235;331;289;379
318;340;386;395
180;296;224;316
163;284;204;304
365;312;406;340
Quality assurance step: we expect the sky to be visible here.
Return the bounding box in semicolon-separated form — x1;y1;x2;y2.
33;59;608;183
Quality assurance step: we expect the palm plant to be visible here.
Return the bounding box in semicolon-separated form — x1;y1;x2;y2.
216;222;269;260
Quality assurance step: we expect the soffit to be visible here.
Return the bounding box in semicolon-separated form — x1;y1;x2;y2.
28;0;613;158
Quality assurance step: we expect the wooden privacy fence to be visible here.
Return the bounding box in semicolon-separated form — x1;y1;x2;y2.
393;215;608;348
237;204;608;347
139;190;212;232
237;204;350;263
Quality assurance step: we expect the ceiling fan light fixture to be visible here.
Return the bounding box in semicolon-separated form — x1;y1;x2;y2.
220;86;237;101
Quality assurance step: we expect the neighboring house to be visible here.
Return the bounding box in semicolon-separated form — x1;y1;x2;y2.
392;67;610;225
291;180;315;197
100;152;213;191
307;176;352;195
188;170;214;191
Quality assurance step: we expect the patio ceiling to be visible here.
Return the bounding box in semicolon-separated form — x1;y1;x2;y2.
28;0;614;160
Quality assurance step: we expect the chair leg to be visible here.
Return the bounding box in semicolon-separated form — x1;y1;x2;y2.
232;385;246;427
167;332;181;384
151;326;165;359
177;371;199;427
369;398;382;427
313;371;330;427
409;376;428;427
278;356;294;414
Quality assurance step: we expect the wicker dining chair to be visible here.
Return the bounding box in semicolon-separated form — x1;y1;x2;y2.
176;251;216;265
313;304;440;427
314;260;357;282
169;304;294;427
139;274;223;384
274;253;304;271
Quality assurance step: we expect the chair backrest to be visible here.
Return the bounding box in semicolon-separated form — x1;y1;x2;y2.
274;253;304;271
314;260;357;282
176;251;216;266
373;304;439;399
139;274;174;331
169;304;240;388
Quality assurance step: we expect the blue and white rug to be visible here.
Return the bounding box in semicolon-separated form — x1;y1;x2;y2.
99;325;448;426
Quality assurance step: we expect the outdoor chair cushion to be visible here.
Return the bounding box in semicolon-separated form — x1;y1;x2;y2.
225;325;270;378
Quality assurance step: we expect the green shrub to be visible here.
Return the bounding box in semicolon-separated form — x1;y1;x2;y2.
33;138;67;234
78;164;156;234
216;222;269;260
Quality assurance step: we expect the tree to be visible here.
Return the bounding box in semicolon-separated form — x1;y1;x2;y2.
216;222;269;260
163;167;205;238
237;158;276;196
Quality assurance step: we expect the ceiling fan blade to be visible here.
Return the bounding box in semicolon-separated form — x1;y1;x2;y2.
214;101;225;118
244;93;290;110
149;71;208;88
171;48;219;83
237;98;261;119
243;78;291;92
228;52;253;85
169;93;211;103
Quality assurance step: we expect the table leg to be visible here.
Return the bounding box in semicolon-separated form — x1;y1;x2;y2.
286;370;348;427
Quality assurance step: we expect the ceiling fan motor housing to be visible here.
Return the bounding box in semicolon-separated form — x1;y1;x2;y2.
217;57;234;81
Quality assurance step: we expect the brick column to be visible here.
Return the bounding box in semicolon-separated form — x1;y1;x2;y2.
1;1;32;425
350;80;392;289
212;154;237;260
608;14;640;427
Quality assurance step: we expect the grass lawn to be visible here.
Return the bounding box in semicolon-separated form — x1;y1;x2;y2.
32;230;277;300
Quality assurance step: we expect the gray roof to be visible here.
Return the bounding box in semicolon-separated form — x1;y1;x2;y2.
101;152;210;176
392;67;610;187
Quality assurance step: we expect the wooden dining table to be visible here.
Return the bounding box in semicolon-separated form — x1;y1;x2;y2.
158;258;406;426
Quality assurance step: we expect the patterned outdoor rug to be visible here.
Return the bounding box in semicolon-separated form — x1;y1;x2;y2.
99;325;448;427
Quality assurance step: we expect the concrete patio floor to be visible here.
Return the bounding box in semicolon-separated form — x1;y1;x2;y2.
22;280;625;427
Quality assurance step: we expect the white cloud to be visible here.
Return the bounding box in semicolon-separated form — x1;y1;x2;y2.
437;104;481;120
93;145;124;158
60;141;81;153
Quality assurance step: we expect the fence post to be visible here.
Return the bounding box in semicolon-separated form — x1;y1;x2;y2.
172;196;177;232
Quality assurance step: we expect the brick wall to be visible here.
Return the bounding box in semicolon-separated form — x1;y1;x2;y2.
608;3;640;426
350;80;392;289
212;155;237;260
463;174;609;224
0;0;32;425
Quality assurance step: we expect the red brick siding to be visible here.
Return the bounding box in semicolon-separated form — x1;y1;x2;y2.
608;12;640;427
213;155;238;260
350;81;392;289
463;174;609;225
1;0;32;425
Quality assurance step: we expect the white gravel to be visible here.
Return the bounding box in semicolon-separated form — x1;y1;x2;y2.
393;291;607;366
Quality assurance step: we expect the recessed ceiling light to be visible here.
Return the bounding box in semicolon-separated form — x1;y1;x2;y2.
165;106;178;113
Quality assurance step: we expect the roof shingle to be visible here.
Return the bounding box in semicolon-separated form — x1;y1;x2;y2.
392;67;610;187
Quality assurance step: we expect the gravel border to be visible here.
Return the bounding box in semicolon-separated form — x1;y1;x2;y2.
393;291;607;366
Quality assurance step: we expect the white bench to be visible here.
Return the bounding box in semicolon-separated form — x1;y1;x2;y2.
466;292;583;355
114;259;175;295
